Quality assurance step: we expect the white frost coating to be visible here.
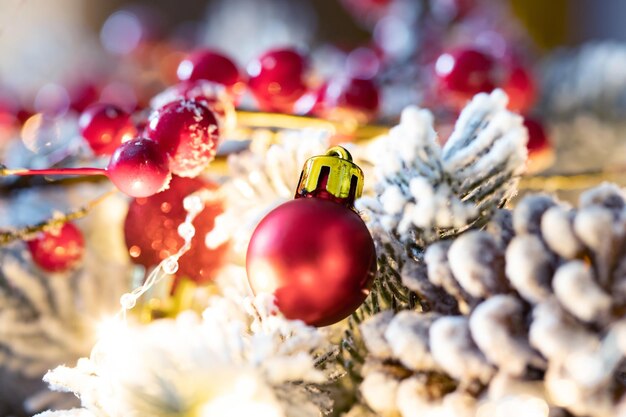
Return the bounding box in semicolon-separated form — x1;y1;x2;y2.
553;261;612;323
429;316;494;384
574;207;616;253
529;300;598;361
385;312;439;372
469;295;544;376
360;372;400;416
360;311;395;360
380;185;406;215
37;294;328;417
505;235;552;303
447;231;504;298
540;206;582;259
396;378;476;417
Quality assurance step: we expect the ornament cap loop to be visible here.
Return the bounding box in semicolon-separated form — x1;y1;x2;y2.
295;146;364;207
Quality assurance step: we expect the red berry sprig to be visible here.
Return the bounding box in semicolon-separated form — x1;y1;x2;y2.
26;222;85;272
3;99;221;197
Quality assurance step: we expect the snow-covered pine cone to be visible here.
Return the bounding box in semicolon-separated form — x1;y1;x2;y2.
358;184;626;417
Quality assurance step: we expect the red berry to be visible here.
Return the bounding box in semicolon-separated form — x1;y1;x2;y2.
320;77;380;123
79;103;137;155
523;117;553;173
27;222;85;272
145;99;220;177
150;80;235;129
247;48;308;113
176;49;243;99
68;82;100;113
124;176;227;284
107;137;171;197
523;117;550;154
435;48;496;108
503;65;536;113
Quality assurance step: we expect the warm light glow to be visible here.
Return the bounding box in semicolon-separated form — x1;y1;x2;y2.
247;260;279;293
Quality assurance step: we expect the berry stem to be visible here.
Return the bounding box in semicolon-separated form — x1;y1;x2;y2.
0;189;116;246
0;167;107;177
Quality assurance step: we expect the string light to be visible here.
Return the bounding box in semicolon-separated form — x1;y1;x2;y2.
116;187;223;319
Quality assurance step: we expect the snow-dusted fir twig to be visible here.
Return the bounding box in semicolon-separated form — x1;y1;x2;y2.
37;293;337;417
0;186;133;415
539;42;626;172
356;183;626;417
541;42;626;119
0;245;131;413
358;89;528;254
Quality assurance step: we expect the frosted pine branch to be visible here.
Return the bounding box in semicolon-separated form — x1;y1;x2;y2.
358;89;527;253
358;183;626;417
37;293;335;417
0;190;132;415
540;42;626;172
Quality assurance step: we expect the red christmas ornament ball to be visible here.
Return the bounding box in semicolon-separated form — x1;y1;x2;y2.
79;103;137;155
435;48;496;108
145;99;220;178
124;176;227;284
247;198;376;327
176;49;243;99
106;137;171;198
27;222;85;272
247;48;308;113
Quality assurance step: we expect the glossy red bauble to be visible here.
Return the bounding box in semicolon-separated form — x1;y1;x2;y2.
247;48;308;113
106;137;171;197
435;48;496;109
124;176;227;284
27;222;85;272
145;99;220;177
246;198;376;327
79;103;137;155
176;49;243;99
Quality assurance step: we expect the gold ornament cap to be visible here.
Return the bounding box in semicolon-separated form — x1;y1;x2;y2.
295;146;364;207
